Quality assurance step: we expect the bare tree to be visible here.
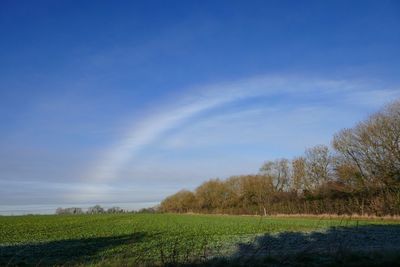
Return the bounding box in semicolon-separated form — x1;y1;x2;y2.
292;156;306;192
55;207;83;215
107;207;124;213
239;175;274;215
333;100;400;186
87;205;105;214
160;190;196;213
304;145;333;189
260;158;290;191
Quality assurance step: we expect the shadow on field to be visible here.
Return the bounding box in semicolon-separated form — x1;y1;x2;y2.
235;224;400;256
0;232;146;266
188;225;400;267
2;225;400;266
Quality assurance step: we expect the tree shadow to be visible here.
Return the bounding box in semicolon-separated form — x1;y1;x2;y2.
191;225;400;267
236;224;400;256
0;232;146;266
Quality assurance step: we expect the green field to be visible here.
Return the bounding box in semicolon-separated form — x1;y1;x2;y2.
1;214;400;266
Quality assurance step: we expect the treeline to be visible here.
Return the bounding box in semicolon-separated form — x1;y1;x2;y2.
160;100;400;216
55;205;125;215
55;205;158;215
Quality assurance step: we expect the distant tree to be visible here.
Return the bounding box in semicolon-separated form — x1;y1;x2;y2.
137;207;157;213
107;207;124;213
55;207;64;214
55;207;83;215
87;205;105;214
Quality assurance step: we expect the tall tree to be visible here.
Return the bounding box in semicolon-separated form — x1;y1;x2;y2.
304;145;333;188
292;156;306;192
260;158;290;191
333;100;400;186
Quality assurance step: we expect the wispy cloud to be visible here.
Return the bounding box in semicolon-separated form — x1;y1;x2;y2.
81;75;284;182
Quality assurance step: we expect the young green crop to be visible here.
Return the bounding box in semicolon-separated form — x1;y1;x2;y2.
0;214;398;266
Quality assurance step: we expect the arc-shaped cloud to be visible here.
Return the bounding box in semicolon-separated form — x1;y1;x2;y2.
83;75;286;182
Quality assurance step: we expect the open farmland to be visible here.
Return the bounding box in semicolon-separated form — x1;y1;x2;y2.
1;214;400;266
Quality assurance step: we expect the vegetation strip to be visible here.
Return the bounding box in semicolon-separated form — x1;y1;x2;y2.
1;213;399;266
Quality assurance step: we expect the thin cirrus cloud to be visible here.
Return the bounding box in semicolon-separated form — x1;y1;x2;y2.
70;75;400;203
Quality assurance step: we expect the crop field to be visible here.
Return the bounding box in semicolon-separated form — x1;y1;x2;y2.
1;214;400;266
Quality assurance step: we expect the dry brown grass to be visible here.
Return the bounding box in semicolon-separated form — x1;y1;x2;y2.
182;212;400;221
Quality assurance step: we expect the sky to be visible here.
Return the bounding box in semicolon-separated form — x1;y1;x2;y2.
0;0;400;214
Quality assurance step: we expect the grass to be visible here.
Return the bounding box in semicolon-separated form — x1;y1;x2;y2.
1;213;400;266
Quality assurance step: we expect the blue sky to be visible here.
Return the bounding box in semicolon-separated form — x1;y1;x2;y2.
1;0;400;213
